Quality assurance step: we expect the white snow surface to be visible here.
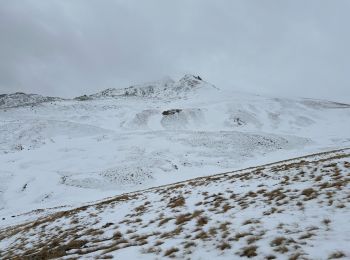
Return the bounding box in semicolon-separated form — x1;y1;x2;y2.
0;75;350;222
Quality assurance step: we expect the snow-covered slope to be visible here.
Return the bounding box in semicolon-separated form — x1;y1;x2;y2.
0;75;349;219
76;75;218;100
1;149;349;259
0;92;62;109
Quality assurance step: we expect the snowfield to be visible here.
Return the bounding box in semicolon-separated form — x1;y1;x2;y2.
0;75;349;258
1;148;349;259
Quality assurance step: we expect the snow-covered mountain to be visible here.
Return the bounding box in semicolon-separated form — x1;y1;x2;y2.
0;75;349;232
0;92;62;109
76;75;218;100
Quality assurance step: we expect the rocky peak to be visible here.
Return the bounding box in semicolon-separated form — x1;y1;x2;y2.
178;74;203;88
0;92;61;109
79;74;217;100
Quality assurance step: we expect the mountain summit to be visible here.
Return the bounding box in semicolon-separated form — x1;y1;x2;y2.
78;74;218;100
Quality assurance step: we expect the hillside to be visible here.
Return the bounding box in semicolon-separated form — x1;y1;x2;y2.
0;92;62;109
0;75;350;220
1;148;349;259
77;75;218;100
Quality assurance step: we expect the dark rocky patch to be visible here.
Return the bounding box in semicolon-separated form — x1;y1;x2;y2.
162;109;182;116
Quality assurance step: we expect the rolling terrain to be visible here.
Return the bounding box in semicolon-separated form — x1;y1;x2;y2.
0;75;350;250
1;148;349;259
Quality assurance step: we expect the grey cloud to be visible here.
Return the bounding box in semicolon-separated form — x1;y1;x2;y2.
0;0;349;102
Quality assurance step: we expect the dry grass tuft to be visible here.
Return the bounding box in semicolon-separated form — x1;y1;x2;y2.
158;217;173;227
113;231;123;240
196;216;208;226
164;247;179;257
168;196;186;208
270;237;286;247
239;245;258;258
235;232;251;241
247;235;261;245
328;251;346;259
195;231;209;240
217;241;231;250
175;213;192;225
301;188;316;197
183;241;196;249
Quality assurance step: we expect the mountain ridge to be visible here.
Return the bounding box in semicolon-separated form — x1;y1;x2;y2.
2;75;349;109
0;92;63;109
0;75;217;108
76;74;219;100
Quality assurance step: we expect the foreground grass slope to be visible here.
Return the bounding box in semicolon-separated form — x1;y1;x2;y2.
1;149;349;259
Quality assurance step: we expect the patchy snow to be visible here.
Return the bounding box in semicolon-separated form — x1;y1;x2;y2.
1;148;349;259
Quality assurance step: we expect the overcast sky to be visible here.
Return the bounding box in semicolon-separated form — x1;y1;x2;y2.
1;0;350;102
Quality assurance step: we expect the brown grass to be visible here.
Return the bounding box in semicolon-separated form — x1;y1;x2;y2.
217;241;231;250
270;237;286;247
239;245;258;258
158;217;173;227
247;235;261;244
194;231;209;240
168;196;186;208
164;247;179;257
113;231;122;239
183;241;196;249
301;188;316;197
175;213;192;225
235;232;251;241
196;216;208;226
328;251;346;259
